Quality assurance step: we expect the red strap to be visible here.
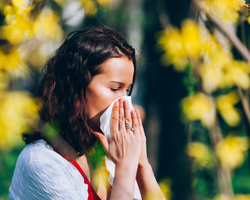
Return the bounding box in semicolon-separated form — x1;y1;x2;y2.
71;159;101;200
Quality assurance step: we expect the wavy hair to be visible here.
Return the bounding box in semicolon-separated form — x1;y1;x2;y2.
23;27;136;155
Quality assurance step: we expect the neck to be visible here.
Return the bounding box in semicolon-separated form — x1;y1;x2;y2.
75;154;91;180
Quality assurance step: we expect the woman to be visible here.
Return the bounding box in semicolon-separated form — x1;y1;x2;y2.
9;27;165;200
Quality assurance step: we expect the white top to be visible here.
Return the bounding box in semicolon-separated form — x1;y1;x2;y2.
9;140;89;200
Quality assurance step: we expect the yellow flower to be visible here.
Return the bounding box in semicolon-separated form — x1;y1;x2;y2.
98;0;112;6
33;9;63;41
53;0;67;6
200;44;250;93
232;0;246;10
215;134;249;170
0;49;21;71
79;0;98;16
158;27;186;70
92;165;109;191
230;61;250;89
187;142;215;169
234;194;250;200
247;16;250;24
200;63;223;94
205;0;245;22
0;92;39;150
158;20;204;71
79;0;112;15
216;91;241;127
182;93;216;127
213;194;234;200
1;6;33;44
0;71;9;91
181;20;202;59
159;178;171;199
219;60;250;90
12;0;29;8
200;45;233;93
145;178;171;200
214;194;250;200
158;19;215;71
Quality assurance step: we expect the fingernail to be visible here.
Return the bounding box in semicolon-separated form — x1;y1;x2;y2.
124;100;128;106
132;110;136;116
114;101;119;106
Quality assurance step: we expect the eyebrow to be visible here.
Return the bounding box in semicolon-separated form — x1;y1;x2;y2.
109;81;133;87
110;81;125;85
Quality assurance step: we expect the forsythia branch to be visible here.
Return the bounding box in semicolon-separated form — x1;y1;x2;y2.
192;0;250;62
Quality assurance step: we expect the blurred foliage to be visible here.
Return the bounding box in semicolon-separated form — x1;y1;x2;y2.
0;146;24;199
0;0;115;199
158;0;250;199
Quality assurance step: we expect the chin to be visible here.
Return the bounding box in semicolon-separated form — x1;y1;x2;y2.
93;127;103;133
88;119;101;133
88;112;104;132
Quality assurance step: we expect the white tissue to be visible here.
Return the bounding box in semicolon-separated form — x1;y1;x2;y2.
100;96;134;141
99;96;142;200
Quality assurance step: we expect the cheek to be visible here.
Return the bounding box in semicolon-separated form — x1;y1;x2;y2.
87;89;113;119
87;91;116;131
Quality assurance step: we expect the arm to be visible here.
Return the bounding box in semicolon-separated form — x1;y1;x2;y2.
136;162;166;200
135;110;166;200
94;99;142;200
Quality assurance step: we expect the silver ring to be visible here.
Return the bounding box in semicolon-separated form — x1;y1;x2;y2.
125;124;134;131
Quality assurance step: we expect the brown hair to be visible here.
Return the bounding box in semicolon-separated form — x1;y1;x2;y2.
23;27;136;155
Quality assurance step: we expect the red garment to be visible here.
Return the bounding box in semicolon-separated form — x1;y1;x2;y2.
71;159;101;200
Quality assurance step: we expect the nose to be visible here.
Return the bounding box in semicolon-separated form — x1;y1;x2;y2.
122;89;128;97
115;90;128;101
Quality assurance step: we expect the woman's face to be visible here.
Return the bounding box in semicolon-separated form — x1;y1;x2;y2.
86;57;134;132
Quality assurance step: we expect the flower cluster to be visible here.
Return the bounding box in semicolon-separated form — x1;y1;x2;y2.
187;142;215;169
158;18;250;128
0;92;39;150
158;0;250;198
158;19;250;93
0;0;113;150
182;93;216;127
215;134;249;170
203;0;245;23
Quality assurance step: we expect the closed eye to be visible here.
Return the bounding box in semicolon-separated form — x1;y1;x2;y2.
111;88;119;92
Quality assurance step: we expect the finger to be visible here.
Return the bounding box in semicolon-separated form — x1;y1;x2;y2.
118;98;125;131
135;110;146;140
131;110;139;135
94;132;109;152
111;101;119;136
124;100;132;130
135;110;144;133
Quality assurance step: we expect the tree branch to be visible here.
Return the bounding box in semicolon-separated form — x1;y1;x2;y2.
192;0;250;62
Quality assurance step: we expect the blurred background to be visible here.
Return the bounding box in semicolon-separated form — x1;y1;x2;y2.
1;0;250;199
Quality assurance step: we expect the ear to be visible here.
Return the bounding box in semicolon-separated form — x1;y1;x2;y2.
94;132;109;152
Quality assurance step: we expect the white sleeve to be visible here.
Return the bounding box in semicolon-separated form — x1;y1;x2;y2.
26;160;89;200
9;142;89;200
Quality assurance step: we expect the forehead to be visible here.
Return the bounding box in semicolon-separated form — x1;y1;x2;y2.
99;57;134;83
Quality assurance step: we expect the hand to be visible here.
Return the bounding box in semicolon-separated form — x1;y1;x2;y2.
94;98;141;166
